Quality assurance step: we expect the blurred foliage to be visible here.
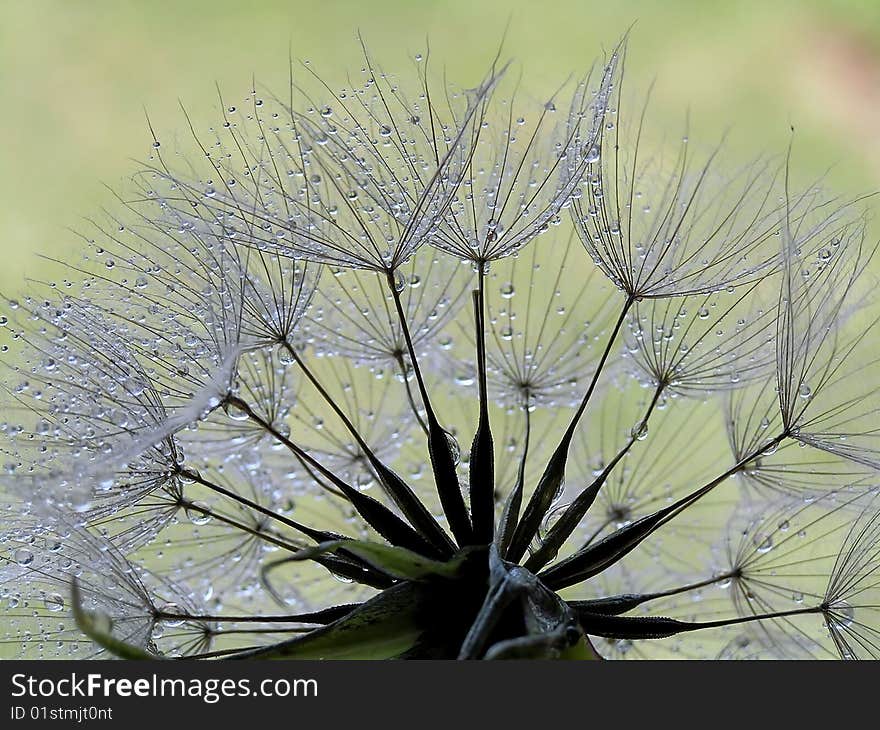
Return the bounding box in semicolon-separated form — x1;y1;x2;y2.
1;0;880;289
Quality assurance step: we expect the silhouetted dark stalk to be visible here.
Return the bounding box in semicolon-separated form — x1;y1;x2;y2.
7;37;878;662
280;340;455;554
181;646;267;660
178;501;306;555
540;431;790;589
155;604;360;625
177;466;339;544
387;271;473;545
572;570;741;615
226;394;442;557
525;380;666;571
496;400;532;555
470;267;496;543
577;604;824;640
210;627;314;635
394;353;430;436
506;295;635;562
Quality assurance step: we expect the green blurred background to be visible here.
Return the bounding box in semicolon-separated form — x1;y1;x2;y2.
2;0;880;290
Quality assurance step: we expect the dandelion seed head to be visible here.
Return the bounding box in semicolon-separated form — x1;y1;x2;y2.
3;37;880;660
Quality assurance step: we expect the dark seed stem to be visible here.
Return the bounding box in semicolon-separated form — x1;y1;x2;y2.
386;271;472;546
524;381;665;571
576;605;823;641
178;501;306;555
394;352;430;436
226;394;443;557
281;340;455;555
497;401;532;555
469;269;496;543
540;431;790;589
155;604;361;625
177;466;336;545
506;295;635;562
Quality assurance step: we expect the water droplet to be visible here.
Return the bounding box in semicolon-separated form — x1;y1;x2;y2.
44;594;65;612
224;400;251;422
278;346;295;365
630;421;648;441
500;282;515;299
185;503;211;525
444;431;461;466
158;603;185;627
14;548;34;566
178;469;201;485
834;602;855;627
354;468;375;491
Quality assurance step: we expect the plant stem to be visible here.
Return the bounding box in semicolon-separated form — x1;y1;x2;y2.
386;271;472;546
469;268;496;543
281;340;454;554
506;295;634;562
525;381;665;571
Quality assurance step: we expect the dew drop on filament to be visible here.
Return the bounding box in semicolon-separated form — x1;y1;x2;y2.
224;401;251;422
14;548;34;566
